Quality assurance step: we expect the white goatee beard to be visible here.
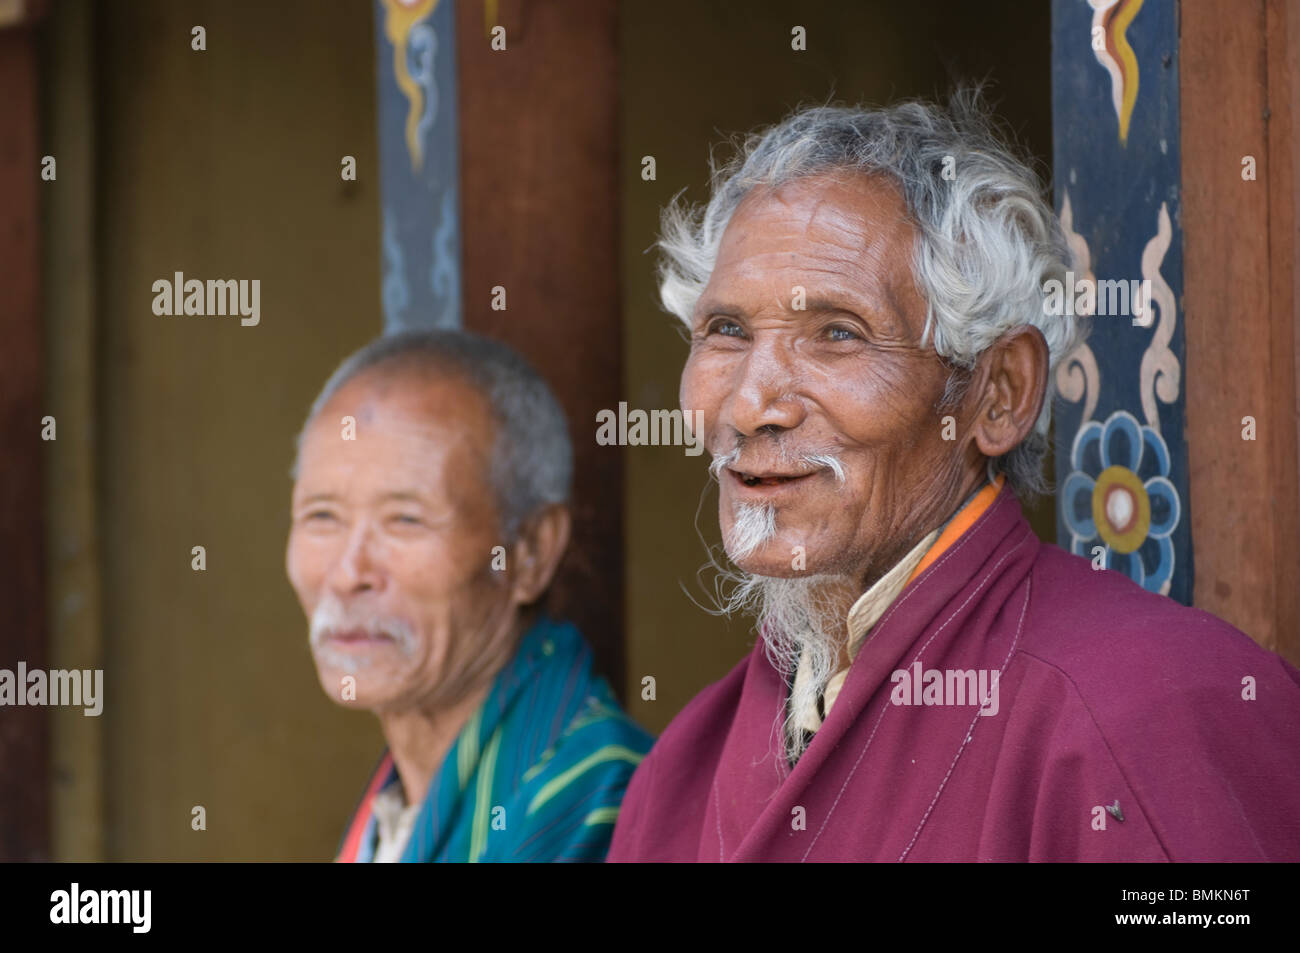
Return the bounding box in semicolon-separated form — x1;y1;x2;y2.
706;442;854;762
725;501;778;562
720;570;851;764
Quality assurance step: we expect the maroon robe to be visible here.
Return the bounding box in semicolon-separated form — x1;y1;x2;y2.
608;485;1300;861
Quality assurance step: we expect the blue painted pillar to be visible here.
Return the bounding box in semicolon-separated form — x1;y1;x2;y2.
374;0;462;331
1050;0;1193;603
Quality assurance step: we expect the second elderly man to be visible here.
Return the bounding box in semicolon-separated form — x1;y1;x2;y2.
286;330;651;862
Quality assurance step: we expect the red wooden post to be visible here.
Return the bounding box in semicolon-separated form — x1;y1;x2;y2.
456;0;624;687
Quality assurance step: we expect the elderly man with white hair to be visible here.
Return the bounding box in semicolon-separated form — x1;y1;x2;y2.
607;92;1300;862
286;330;651;862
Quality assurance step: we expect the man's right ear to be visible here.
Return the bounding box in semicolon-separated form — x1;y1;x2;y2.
507;504;572;606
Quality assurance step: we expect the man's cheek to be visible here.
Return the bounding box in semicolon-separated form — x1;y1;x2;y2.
679;367;701;418
681;374;722;447
285;542;318;610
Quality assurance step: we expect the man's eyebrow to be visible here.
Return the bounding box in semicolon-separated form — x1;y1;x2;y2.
694;296;865;320
376;491;429;504
807;288;909;335
694;290;908;333
294;491;430;505
802;296;866;316
803;295;899;331
692;297;744;319
296;492;338;506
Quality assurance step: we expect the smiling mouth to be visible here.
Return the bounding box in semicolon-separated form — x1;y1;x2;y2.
327;628;395;645
729;468;817;488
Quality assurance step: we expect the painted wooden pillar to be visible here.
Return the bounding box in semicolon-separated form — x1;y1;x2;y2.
1052;0;1300;662
374;0;462;331
374;1;624;686
1051;0;1193;605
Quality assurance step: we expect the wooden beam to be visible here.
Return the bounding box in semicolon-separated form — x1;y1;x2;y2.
1181;0;1300;662
456;0;624;688
1265;0;1300;664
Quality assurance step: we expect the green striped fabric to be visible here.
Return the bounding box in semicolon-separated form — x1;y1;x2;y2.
344;615;654;863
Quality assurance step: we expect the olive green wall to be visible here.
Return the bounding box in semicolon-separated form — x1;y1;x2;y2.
89;0;382;860
620;0;1054;733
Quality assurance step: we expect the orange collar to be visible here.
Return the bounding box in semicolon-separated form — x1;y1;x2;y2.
906;475;1005;586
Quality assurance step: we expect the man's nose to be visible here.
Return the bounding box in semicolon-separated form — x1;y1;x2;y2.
725;334;806;436
325;520;386;595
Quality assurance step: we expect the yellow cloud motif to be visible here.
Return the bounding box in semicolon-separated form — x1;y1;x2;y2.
381;0;440;172
1090;0;1144;144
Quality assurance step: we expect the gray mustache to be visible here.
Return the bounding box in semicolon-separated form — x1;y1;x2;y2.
309;594;417;655
708;445;847;485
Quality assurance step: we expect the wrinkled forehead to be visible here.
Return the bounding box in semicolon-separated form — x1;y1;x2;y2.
734;168;911;229
706;172;925;335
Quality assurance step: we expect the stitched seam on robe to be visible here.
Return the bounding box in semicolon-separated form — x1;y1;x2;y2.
801;524;1036;859
714;777;725;861
857;487;1013;645
898;574;1032;860
797;516;1028;856
788;482;1008;754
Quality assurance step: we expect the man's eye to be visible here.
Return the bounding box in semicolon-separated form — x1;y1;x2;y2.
306;510;336;522
708;319;745;338
826;325;861;342
389;515;422;526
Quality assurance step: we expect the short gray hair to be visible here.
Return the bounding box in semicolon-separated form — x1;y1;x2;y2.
658;88;1085;496
293;329;572;540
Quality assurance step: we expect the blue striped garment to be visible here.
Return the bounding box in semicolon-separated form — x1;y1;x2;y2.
337;614;653;862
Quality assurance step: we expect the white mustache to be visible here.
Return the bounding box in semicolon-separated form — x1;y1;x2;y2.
309;593;417;657
708;444;847;485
